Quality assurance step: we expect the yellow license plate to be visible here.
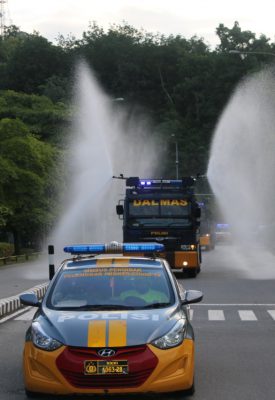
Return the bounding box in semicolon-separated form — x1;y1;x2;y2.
84;360;128;375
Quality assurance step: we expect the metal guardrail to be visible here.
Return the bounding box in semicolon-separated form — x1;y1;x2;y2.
0;252;44;266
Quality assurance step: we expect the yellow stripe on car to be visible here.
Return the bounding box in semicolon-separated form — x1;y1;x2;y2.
88;320;107;347
108;320;127;347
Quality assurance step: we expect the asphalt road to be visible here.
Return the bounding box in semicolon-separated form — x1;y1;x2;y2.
0;253;64;299
1;243;275;400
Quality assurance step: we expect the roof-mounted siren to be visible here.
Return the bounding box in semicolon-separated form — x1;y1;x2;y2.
63;242;165;255
126;177;140;187
124;176;198;189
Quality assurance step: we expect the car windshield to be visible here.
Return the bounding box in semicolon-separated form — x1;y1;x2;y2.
47;263;175;310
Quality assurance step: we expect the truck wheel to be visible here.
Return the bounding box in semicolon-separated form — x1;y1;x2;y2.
188;269;197;278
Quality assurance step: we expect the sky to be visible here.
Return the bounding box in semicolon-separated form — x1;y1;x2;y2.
4;0;275;48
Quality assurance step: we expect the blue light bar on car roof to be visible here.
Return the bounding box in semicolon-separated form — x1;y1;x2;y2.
64;242;164;255
64;244;105;254
123;243;164;252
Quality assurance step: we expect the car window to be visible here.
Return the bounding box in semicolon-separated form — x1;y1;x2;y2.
47;264;175;310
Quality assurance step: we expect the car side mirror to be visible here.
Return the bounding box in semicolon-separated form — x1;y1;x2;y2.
181;289;203;305
116;205;124;215
20;293;41;307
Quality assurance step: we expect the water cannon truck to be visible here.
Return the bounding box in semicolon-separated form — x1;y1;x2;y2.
115;177;201;277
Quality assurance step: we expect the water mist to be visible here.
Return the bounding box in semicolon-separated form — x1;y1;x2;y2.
207;66;275;279
51;61;163;252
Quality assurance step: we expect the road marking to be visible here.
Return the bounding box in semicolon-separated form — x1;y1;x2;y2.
238;310;258;321
267;310;275;320
192;304;275;306
189;309;194;320
0;306;32;324
14;308;36;321
208;310;225;321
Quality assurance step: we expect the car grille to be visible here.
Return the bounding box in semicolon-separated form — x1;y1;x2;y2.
56;345;158;389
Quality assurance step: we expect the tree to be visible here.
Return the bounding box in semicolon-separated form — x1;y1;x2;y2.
0;118;63;252
216;21;271;53
3;32;69;93
0;90;70;144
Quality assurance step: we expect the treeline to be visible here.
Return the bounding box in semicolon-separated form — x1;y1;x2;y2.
0;21;274;252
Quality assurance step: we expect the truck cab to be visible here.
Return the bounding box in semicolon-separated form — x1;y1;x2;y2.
116;177;201;277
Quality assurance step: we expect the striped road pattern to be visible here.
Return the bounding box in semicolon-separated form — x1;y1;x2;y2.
7;304;275;323
189;305;275;322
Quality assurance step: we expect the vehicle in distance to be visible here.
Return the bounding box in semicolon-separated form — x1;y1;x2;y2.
215;223;232;243
20;241;203;397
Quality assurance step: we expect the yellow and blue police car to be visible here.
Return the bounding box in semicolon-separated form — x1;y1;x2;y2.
20;242;203;397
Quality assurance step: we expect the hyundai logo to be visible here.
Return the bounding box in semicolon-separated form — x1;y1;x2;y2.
97;348;116;357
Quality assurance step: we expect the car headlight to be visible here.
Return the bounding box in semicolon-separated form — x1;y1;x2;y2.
31;322;63;351
151;319;186;349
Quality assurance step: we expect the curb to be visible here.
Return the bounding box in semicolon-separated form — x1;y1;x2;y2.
0;283;48;318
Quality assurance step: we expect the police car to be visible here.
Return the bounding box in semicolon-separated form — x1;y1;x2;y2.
20;242;203;397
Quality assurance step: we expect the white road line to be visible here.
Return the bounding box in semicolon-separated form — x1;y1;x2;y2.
208;310;225;321
0;306;32;324
14;308;36;321
189;309;194;320
238;310;258;321
267;310;275;320
193;304;275;306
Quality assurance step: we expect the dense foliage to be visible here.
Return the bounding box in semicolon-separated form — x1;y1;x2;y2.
0;21;274;251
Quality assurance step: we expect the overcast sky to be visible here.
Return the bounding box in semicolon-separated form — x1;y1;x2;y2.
5;0;275;48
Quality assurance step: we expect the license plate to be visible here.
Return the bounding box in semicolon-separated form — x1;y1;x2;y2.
84;360;128;375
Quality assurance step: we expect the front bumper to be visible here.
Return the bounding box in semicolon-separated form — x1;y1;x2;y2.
23;339;195;395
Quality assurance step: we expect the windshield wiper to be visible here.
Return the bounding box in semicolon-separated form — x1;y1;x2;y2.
142;302;171;309
63;304;137;311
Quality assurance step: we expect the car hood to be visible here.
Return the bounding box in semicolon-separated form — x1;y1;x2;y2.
34;305;186;347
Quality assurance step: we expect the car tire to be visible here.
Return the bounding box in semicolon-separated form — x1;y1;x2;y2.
25;389;40;398
174;380;195;397
183;381;195;396
188;269;197;278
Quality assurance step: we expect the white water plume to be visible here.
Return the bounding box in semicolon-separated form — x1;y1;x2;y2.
51;61;163;252
207;66;275;269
